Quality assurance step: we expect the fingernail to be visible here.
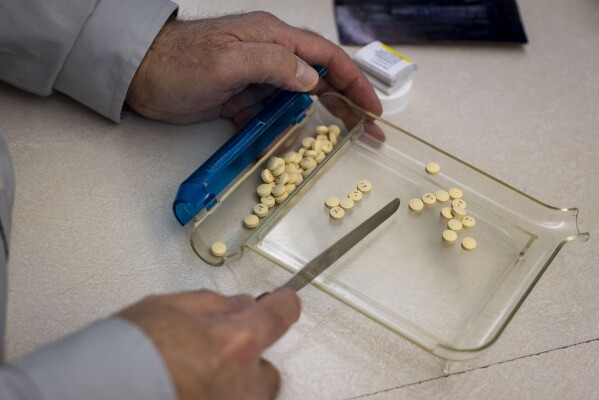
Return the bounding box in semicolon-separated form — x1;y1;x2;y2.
295;58;319;89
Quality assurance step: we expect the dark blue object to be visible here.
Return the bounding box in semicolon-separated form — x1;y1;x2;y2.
173;66;327;226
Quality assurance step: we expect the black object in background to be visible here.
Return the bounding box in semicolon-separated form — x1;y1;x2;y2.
335;0;528;45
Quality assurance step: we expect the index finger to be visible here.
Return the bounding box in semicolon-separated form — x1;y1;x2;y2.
237;287;301;350
232;12;383;116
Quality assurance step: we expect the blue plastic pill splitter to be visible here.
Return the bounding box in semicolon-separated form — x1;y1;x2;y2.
173;66;328;225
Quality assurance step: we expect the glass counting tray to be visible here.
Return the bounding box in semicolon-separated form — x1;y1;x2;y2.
189;93;589;361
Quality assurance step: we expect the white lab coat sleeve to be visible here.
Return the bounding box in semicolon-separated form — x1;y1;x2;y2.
1;318;177;400
0;0;178;122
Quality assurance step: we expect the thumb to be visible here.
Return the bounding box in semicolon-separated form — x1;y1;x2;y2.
230;43;319;92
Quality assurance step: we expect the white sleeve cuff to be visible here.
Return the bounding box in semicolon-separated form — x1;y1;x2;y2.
13;318;176;400
54;0;178;122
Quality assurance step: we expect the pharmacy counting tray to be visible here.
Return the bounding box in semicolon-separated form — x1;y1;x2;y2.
178;92;589;361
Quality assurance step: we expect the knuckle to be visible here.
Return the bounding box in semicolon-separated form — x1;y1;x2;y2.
248;10;281;24
220;325;260;361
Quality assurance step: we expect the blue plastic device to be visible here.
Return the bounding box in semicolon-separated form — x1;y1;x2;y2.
173;66;328;226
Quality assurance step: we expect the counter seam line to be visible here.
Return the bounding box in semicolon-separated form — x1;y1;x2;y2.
344;337;599;400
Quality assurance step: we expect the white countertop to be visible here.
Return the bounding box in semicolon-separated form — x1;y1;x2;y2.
1;0;598;398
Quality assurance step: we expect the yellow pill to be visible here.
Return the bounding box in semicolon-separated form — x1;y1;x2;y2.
322;141;333;154
462;216;476;229
304;149;318;158
302;166;315;178
447;218;463;231
272;184;286;197
442;230;458;245
451;205;467;220
285;183;296;193
267;157;281;171
339;197;355;210
211;242;227;257
421;192;436;206
302;137;315;149
257;183;272;197
316;134;328;141
283;151;297;164
244;214;260;229
274;191;289;204
253;203;269;218
452;198;467;209
325;195;340;208
300;157;316;170
357;179;372;193
425;162;440;175
315;125;329;135
435;190;450;203
348;189;363;202
329;206;345;220
440;207;454;220
315;151;326;164
261;195;275;208
329;132;338;145
298;148;306;156
261;169;274;184
409;198;424;212
272;163;286;177
276;172;290;185
311;139;323;153
328;125;341;136
285;163;298;173
461;237;477;251
449;188;463;200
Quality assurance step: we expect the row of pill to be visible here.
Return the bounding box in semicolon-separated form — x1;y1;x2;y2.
325;180;373;220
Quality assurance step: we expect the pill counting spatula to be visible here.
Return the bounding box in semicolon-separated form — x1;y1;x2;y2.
258;197;400;299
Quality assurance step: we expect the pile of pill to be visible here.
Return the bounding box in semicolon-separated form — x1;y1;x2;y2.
409;163;477;251
246;124;342;229
325;179;372;220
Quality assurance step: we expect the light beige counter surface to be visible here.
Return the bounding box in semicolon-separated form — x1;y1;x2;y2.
1;0;598;398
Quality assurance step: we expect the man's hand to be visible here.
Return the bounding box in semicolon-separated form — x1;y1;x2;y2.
117;288;301;400
125;12;382;125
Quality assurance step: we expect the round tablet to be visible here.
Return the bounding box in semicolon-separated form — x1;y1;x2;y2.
316;134;328;141
298;148;306;156
272;184;286;197
253;203;268;218
409;198;424;212
461;237;477;251
440;207;454;220
425;162;440;175
283;151;296;164
272;163;286;177
304;149;318;158
276;172;289;185
257;183;272;197
261;169;274;183
348;189;363;202
244;214;260;229
339;197;355;210
210;242;227;257
300;157;316;170
447;218;463;231
322;141;333;154
315;151;326;164
329;132;338;145
329;206;345;220
285;163;298;173
451;205;467;220
302;137;315;149
315;125;329;135
442;230;457;245
284;183;296;193
421;193;436;206
435;190;450;203
267;157;280;171
274;191;288;204
448;187;463;200
357;179;372;193
261;195;275;208
302;167;315;178
328;125;341;136
311;139;323;153
452;198;467;209
462;216;476;229
325;195;340;208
